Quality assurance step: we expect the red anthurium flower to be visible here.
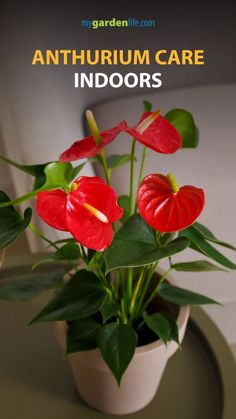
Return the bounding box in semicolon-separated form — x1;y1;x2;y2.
60;110;126;161
138;173;205;232
36;176;123;251
123;110;182;154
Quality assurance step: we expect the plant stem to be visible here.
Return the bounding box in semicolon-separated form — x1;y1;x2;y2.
128;267;148;324
142;267;172;312
133;262;158;321
99;148;110;185
129;139;136;216
126;139;137;306
29;223;59;250
135;146;148;213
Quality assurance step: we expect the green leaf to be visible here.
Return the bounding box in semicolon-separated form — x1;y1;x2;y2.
98;323;137;386
66;318;100;355
159;232;176;245
0;192;32;249
165;109;199;148
172;260;228;272
100;301;120;323
0;269;65;301
143;100;152;112
161;312;180;345
55;243;81;260
118;195;130;224
29;270;106;325
70;162;86;180
0;155;49;190
143;312;170;345
193;222;236;251
104;215;189;273
43;162;73;189
0;162;73;208
179;227;236;269
106;154;135;170
32;242;81;269
157;283;220;305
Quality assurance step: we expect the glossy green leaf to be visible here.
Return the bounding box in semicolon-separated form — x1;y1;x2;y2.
161;312;180;345
157;283;220;305
143;312;170;345
165;109;199;148
172;260;227;272
0;192;32;249
118;195;130;224
179;227;236;269
143;100;152;112
0;269;65;301
55;243;81;260
100;301;120;323
43;162;73;189
98;323;137;386
29;270;106;325
70;162;86;180
104;215;189;272
32;242;81;269
159;232;176;245
107;154;134;170
0;155;49;190
0;161;73;208
193;222;236;251
66;318;100;355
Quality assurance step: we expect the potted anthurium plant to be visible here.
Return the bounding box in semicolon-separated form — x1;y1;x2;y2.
0;101;235;415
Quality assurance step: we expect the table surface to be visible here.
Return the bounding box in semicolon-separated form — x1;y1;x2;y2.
0;259;235;419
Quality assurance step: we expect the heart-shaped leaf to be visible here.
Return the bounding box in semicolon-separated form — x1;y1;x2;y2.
165;109;199;148
66;318;100;355
98;323;137;386
29;270;106;325
105;215;189;272
0;192;32;249
0;269;65;301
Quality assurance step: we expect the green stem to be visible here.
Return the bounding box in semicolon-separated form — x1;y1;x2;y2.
99;148;110;185
129;267;147;324
142;267;172;313
129;139;136;216
126;139;137;305
133;262;158;321
29;223;59;250
135;146;148;213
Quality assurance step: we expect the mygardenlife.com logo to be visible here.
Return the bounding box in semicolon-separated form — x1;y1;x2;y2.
81;18;156;29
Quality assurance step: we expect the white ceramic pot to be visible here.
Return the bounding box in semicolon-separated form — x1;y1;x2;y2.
54;275;189;415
